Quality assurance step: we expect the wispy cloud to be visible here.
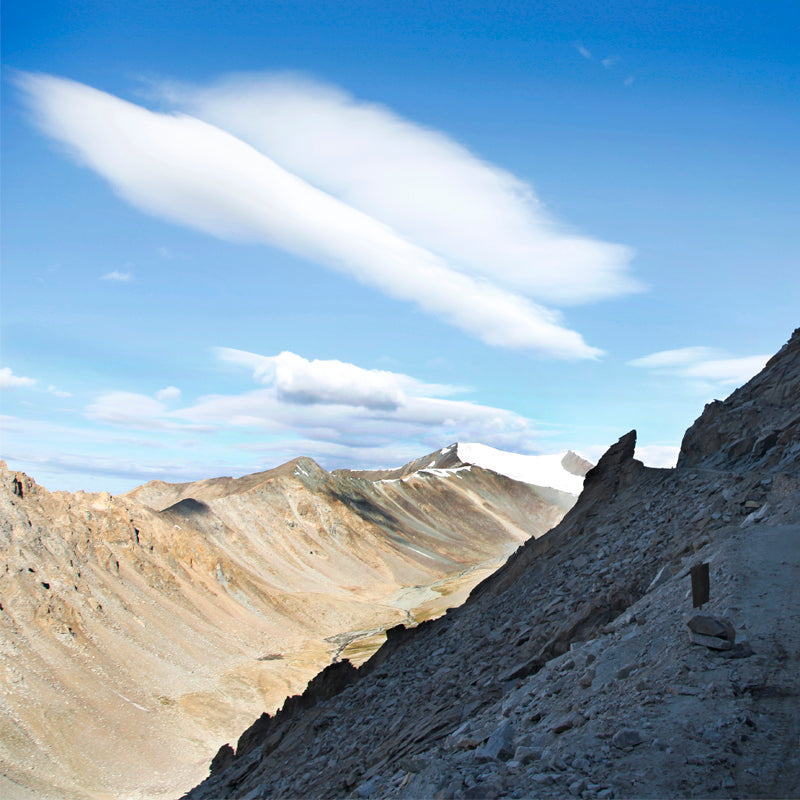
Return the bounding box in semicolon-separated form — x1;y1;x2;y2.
86;349;553;462
0;367;36;389
100;270;132;282
575;46;633;87
174;73;639;307
19;72;642;359
155;386;181;402
629;346;770;389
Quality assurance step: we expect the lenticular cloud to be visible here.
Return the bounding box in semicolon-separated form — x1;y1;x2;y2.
176;73;640;306
19;71;639;359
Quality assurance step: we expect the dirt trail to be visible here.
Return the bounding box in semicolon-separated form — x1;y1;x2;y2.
729;524;800;797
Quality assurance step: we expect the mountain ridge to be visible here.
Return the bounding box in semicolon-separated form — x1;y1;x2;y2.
0;444;587;800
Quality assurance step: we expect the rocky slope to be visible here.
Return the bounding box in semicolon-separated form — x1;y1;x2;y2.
0;446;587;800
188;328;800;800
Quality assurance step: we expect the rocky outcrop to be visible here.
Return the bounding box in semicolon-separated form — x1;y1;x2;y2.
187;329;800;800
678;327;800;473
0;447;580;800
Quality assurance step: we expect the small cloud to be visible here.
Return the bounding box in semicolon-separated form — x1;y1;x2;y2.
629;346;718;369
216;348;460;410
100;270;132;282
635;444;680;469
624;75;635;87
0;367;36;389
87;391;170;428
156;386;181;402
601;56;619;69
47;385;73;398
158;246;173;258
629;346;770;389
576;43;592;60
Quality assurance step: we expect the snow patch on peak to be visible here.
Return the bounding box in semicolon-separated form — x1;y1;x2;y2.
455;443;586;495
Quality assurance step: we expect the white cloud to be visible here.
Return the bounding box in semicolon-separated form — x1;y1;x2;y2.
576;441;680;469
82;349;552;462
629;346;719;369
155;386;181;402
0;367;36;389
217;348;461;409
682;356;770;384
86;391;171;428
629;346;770;388
174;73;639;307
47;385;73;398
576;44;592;59
601;56;619;69
634;444;680;469
100;270;132;282
18;72;643;359
624;76;635;87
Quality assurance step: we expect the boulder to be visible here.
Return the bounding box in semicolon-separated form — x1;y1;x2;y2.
611;729;643;749
475;721;515;761
687;614;735;643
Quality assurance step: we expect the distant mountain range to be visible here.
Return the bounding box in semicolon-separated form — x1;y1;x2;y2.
0;443;590;799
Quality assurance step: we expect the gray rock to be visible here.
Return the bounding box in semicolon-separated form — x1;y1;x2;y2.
689;630;733;650
435;777;464;800
399;762;450;800
513;746;542;765
398;757;427;774
579;668;595;688
647;564;672;592
615;663;636;680
550;710;586;734
569;777;588;795
463;776;503;799
687;614;735;642
611;729;643;749
572;756;590;772
355;776;383;798
721;640;756;659
475;721;515;761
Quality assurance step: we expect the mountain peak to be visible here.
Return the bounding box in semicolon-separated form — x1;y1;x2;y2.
453;442;590;495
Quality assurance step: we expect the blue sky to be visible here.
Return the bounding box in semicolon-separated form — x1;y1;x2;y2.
2;0;798;493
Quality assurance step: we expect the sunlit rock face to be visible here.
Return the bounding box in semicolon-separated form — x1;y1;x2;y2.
0;444;584;800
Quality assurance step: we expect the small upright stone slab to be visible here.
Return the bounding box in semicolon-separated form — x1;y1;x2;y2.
690;562;710;608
